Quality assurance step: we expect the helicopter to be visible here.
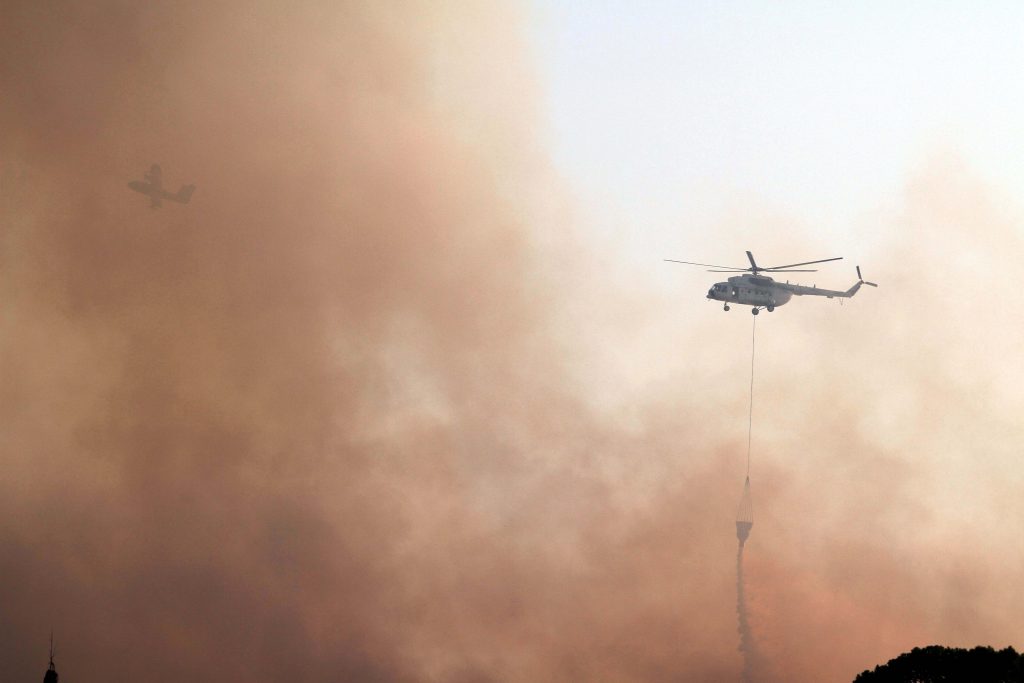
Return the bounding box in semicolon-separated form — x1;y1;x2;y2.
665;251;877;314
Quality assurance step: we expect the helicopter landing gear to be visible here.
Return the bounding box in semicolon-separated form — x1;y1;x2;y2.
723;304;730;311
751;307;759;315
767;305;774;312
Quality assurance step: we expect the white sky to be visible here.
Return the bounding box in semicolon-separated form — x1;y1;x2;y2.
528;2;1024;263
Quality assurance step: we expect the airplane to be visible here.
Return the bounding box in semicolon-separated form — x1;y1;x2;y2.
128;164;195;208
665;251;877;314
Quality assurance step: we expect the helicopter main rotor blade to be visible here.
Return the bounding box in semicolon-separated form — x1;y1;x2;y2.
664;259;747;270
705;268;817;273
746;251;759;271
764;256;843;270
757;269;818;272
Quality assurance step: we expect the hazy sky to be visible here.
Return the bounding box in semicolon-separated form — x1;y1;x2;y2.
530;2;1024;260
3;3;1024;682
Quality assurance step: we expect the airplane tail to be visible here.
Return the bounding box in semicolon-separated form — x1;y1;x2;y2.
176;184;196;204
844;266;878;297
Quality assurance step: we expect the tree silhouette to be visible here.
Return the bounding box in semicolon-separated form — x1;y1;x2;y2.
853;645;1024;682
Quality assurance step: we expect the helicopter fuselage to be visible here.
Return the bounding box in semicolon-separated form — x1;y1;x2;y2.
707;275;792;310
706;274;862;312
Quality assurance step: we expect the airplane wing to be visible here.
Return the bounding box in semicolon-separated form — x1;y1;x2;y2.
161;184;196;204
128;180;163;208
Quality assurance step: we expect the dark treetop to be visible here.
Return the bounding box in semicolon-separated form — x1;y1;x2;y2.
853;645;1024;683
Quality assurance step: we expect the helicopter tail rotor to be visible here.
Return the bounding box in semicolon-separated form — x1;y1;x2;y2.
856;266;878;287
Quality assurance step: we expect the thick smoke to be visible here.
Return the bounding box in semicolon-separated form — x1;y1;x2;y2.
0;3;738;681
3;2;1024;682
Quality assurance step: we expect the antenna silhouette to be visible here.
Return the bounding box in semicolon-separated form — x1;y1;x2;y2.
44;631;59;683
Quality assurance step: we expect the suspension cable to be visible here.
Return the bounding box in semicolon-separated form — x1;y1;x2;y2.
746;316;756;478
